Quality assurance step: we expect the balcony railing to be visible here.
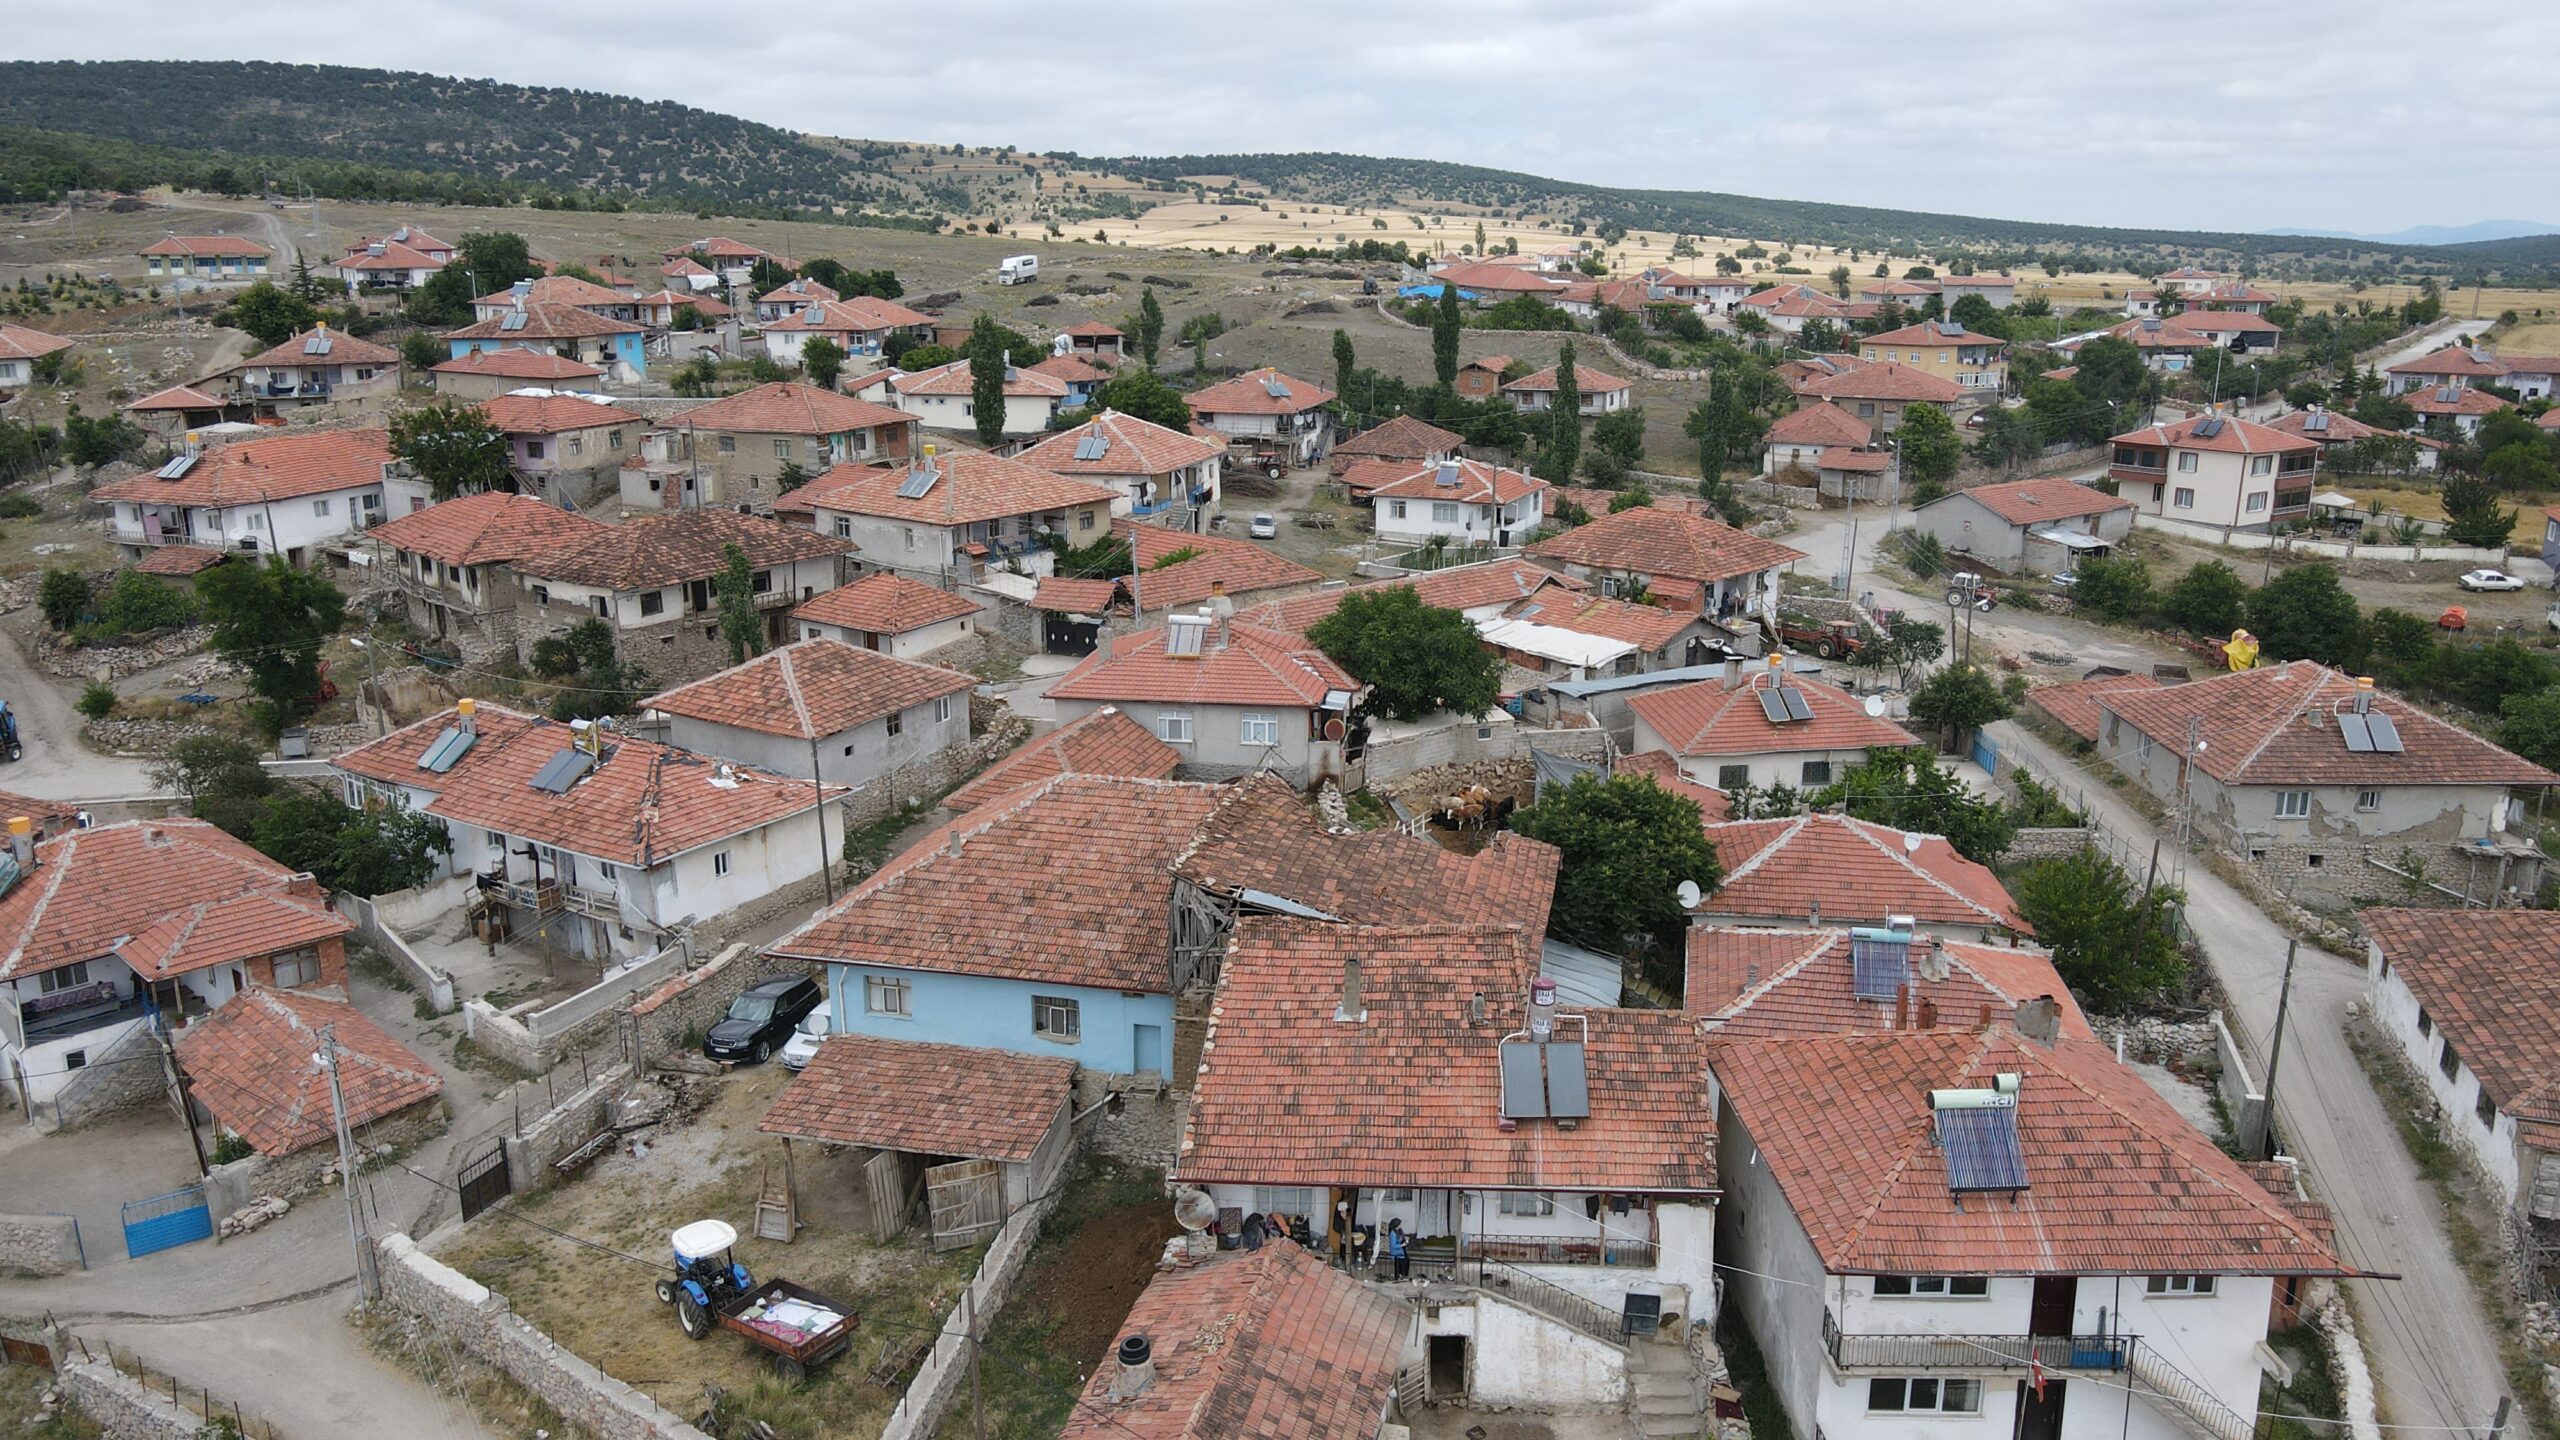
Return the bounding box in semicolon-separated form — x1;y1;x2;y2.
1462;1232;1658;1268
482;871;562;916
561;886;621;921
1822;1310;2129;1373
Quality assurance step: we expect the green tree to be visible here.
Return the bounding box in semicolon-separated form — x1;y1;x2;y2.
2008;847;2187;1011
1178;312;1226;374
2350;391;2416;432
1592;406;1646;469
249;783;451;896
1894;402;1963;497
800;336;846;390
2439;473;2518;546
1908;662;2015;749
97;567;196;635
1432;281;1462;389
2160;560;2250;636
405;231;540;326
1546;342;1582;480
214;280;318;347
2246;563;2362;666
1511;772;1720;974
287;253;328;304
1135;287;1164;367
714;542;764;665
528;617;651;721
1306;585;1502;721
967;314;1010;447
398;330;444;379
76;682;115;720
389;398;511;500
1968;404;2043;472
62;406;142;469
2069;554;2153;622
2496;688;2560;773
1090;367;1192;432
671;356;720;397
195;557;347;733
1827;264;1853;300
151;733;277;837
2483;441;2559;495
1816;746;2013;864
1332;328;1356;406
37;568;88;631
2362;607;2439;689
1608;487;1654;514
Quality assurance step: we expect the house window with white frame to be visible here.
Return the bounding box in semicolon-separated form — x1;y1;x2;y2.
2250;455;2272;476
712;850;733;877
2172;487;2196;509
865;974;911;1017
2357;788;2382;812
270;947;323;988
1868;1378;1983;1415
1874;1275;1989;1298
1432;501;1460;524
37;961;93;994
1032;994;1080;1041
312;498;332;517
2275;790;2311;819
2145;1275;2216;1296
1496;1192;1554;1218
1240;713;1279;746
2176;452;2199;472
1156;711;1193;744
1252;1186;1317;1216
2245;493;2268;513
935;696;952;724
1390;500;1408;520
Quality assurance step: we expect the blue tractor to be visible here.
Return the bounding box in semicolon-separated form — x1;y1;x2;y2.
656;1220;752;1341
0;701;19;763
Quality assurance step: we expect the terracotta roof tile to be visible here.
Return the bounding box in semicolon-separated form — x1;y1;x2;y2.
93;428;391;508
1121;523;1326;612
1504;364;1632;396
120;890;351;982
1025;354;1110;385
473;276;631;310
445;301;641;341
477;393;645;435
759;278;839;306
1047;620;1357;708
428;350;603;383
1817;447;1889;473
514;509;846;592
759;1033;1072;1162
1031;576;1121;614
1864;322;2006;348
2387;345;2507;379
1612;751;1732;820
1801;361;1967;405
790;450;1115;527
892;359;1068;399
1234;561;1583;641
2363;908;2560;1147
2026;672;2164;743
123;383;231;413
643;637;973;739
1686;927;2086;1039
790;572;977;636
764;296;935;335
133;545;230;576
2408;386;2512;418
0;820;344;982
1628;671;1917;758
2102;317;2215;351
1056;1244;1405;1440
1528;506;1807;587
1941;476;2135;528
368;492;606;569
1189;369;1334;417
334;240;445;273
1766;403;1874;447
2109;410;2319;457
943;708;1182;813
1362;456;1548;505
1333;414;1462;461
0;323;74;364
2265;408;2391;445
676;382;915;437
142;236;268;257
1514;593;1694;652
329;701;551;790
1017;410;1227;478
1063;321;1124;338
1177;920;1716;1192
2094;661;2557;788
1701;814;2030;933
177;988;442;1157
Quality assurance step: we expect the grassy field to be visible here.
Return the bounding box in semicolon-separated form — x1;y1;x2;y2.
2331;483;2553;548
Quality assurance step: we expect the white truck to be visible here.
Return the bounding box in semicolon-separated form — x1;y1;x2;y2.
997;255;1039;285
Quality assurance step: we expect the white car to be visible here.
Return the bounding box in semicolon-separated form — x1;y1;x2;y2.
1248;512;1279;539
778;1010;831;1071
2459;569;2525;592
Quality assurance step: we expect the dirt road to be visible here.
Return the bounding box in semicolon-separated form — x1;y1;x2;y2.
0;625;158;801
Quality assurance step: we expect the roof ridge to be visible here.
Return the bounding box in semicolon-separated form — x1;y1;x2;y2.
1842;817;2003;924
773;644;816;741
1717;929;1845;1016
1718;815;1810;885
2227;663;2326;781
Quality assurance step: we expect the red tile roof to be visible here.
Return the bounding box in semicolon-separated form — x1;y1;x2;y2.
334;240;446;274
0;820;345;982
764;296;935;335
477;393;645;436
1708;1027;2345;1274
1048;620;1357;708
1361;456;1548;505
790;450;1116;527
119;888;351;982
1031;576;1120;614
2173;310;2282;335
1016;410;1226;477
1612;750;1732;820
759;278;839;306
770;775;1227;992
2109;411;2319;456
1063;321;1125;338
2408;385;2512;418
1766;403;1873;448
759;1033;1072;1162
1528;506;1808;587
1818;447;1889;473
1431;261;1570;294
514;509;846;591
123;383;231;413
428;350;603;383
1333;414;1462;461
1944;475;2135;528
666;237;787;263
142;235;268;257
2265;408;2392;445
1686;927;2087;1039
892;359;1068;399
0;323;73;364
1702;813;2029;933
634;289;730;318
1121;522;1326;612
643;637;973;739
1189;369;1335;417
1629;670;1917;758
1864;322;2005;348
93;428;391;508
2105;318;2214;351
445;301;641;341
329;702;550;791
177;988;442;1157
1178;920;1716;1192
2388;345;2507;380
944;707;1182;813
1513;593;1694;652
1235;561;1584;641
473;276;631;310
2095;661;2557;788
662;257;713;278
1801;361;1966;405
133;545;229;577
1056;1244;1405;1440
2026;672;2164;743
2363;908;2560;1148
1504;364;1632;396
1026;354;1110;385
676;381;915;437
790;571;977;636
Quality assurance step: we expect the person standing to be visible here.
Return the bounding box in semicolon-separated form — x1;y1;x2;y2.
1387;1219;1409;1280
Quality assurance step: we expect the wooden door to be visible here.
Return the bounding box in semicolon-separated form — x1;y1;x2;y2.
862;1149;917;1242
926;1158;1004;1252
2030;1275;2077;1337
2016;1377;2067;1440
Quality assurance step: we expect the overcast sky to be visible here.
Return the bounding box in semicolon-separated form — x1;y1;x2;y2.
30;0;2559;236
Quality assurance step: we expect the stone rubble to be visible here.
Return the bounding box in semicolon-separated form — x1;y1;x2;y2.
218;1196;290;1238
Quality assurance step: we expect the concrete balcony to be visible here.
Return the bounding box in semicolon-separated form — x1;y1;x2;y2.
1821;1309;2128;1373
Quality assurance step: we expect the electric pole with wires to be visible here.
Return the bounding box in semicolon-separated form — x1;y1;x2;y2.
317;1027;379;1305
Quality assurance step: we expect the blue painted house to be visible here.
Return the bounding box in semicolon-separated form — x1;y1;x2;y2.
444;300;649;384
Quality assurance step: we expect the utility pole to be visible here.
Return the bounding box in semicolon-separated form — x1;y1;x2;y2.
2484;1394;2511;1440
317;1029;378;1305
2255;939;2300;1160
807;732;835;906
160;1034;208;1178
2178;716;2204;847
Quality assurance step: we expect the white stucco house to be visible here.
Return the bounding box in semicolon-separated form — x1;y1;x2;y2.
643;637;976;791
93;427;427;568
1366;457;1549;546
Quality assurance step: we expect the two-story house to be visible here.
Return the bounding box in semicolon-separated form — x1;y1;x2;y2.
140;235;269;281
760;296;938;367
478;392;647;504
642;637;975;795
444;300;648;383
330;226;453;292
427;348;605;401
1627;659;1919;792
1046;613;1363;786
1938;273;2019;308
0;323;73;393
1330;413;1462;477
1190;368;1337;467
2085;317;2214;373
1363;457;1548;546
1527;504;1808;626
1763;402;1876;475
632;382;918;513
789;447;1117;587
869;360;1067;438
368;491;605;657
1909;476;2136;576
2384;345;2508;395
1504;362;1634;416
220;324;402;413
2407;384;2512;439
1860;321;2008;394
2108;411;2320;531
755;277;838;322
2264;407;2441;474
509;509;851;681
468;276;638;326
790;571;980;657
1797;362;1969;439
1014;409;1227;518
94;427;426;568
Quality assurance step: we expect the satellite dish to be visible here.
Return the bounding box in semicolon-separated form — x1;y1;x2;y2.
1172;1187;1219;1233
1905;832;1925;854
1863;695;1888;718
1676;879;1703;910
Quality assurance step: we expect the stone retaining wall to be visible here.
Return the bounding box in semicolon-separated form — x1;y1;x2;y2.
1071;1069;1184;1169
1364;722;1611;787
49;1023;166;1131
628;944;805;1066
2006;826;2098;863
0;1211;84;1276
56;1355;212;1440
502;1062;629;1193
375;1234;713;1440
878;1186;1067;1440
241;1096;448;1203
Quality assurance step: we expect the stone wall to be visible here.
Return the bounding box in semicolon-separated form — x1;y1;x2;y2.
1364;722;1611;787
0;1211;84;1276
375;1234;714;1440
56;1355;214;1440
628;943;806;1065
459;999;546;1075
878;1186;1067;1440
975;590;1044;650
232;1095;448;1203
49;1023;167;1130
502;1062;628;1193
1071;1068;1184;1170
2006;826;2098;863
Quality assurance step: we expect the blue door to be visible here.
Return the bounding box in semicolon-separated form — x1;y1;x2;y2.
1132;1024;1163;1078
122;1184;212;1259
1970;732;1999;776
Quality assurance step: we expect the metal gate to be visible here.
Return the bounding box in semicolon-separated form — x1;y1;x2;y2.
1971;731;2000;776
1042;614;1099;656
863;1149;921;1242
458;1136;512;1221
925;1159;1004;1252
121;1184;212;1259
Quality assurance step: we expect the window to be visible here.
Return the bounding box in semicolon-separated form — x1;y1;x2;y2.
751;569;774;593
1868;1379;1982;1415
247;512;265;531
271;947;323;987
1253;1186;1318;1215
866;974;912;1017
1718;763;1750;789
2357;789;2382;812
935;696;953;724
902;527;917;551
37;961;92;993
1390;500;1408;520
1432;501;1461;524
1157;712;1193;744
532;584;550;606
639;591;665;616
2172;487;2196;509
2417;1006;2433;1038
2176;452;2199;473
1800;760;1832;786
1079;509;1097;531
2477;1088;2498;1127
526;441;545;460
2441;1037;2460;1079
833;516;853;539
718;435;736;453
1858;402;1876;418
2144;1275;2217;1297
886;709;903;737
1874;1276;1990;1298
1033;994;1081;1040
312;498;332;517
712;850;733;878
1497;1192;1555;1217
2250;455;2272;476
1241;713;1279;746
597;861;617;881
609;431;623;450
2274;790;2311;819
774;439;791;459
2244;493;2268;513
567;437;583;457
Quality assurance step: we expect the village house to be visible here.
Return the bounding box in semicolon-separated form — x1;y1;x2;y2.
1027;523;1325;657
1176;918;1718;1408
2084;316;2215;373
0;819;354;1117
2022;671;2166;746
754;277;837;322
759;295;937;366
2158;265;2226;292
478;392;647;504
2362;908;2560;1223
1938;273;2019;308
1693;814;2030;938
2384;344;2508;395
0;323;73;393
508;509;851;679
1047;614;1363;785
941;706;1181;813
2406;384;2512;438
1687;925;2078;1034
1909;476;2135;575
2093;663;2556;906
1528;505;1808;627
1428;260;1573;303
1796;362;1968;439
1628;658;1919;791
2168;308;2282;354
2265;407;2441;473
1024;353;1110;408
216;324;402;412
1455;355;1514;401
1232;557;1587;645
1057;321;1128;359
631;290;729;328
140;235;269;281
628;382;918;514
1330;413;1462;477
662;237;787;287
872;359;1068;437
367;491;605;657
2497;356;2560;402
1505;362;1634;416
1711;1020;2344;1440
1014;409;1227;518
94;427;426;567
1362;457;1549;546
468;276;638;325
175;987;445;1179
660;256;717;292
787;446;1116;587
1479;591;1729;679
1860;279;1941;306
1859;321;2008;393
329;225;453;291
790;571;980;657
1741;282;1857;335
1189;368;1337;467
120;384;244;436
2108;411;2320;531
444;299;648;383
426;348;605;401
642;637;976;801
1762;402;1877;476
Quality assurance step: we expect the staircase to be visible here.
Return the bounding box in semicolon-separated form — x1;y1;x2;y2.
2125;1343;2256;1440
1628;1337;1705;1439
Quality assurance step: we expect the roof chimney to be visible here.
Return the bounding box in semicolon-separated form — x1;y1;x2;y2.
456;697;477;734
945;826;966;858
1915;995;1939;1030
8;816;31;869
1894;983;1911;1032
2013;996;2062;1046
1723;656;1744;691
2355;675;2374;714
1468;991;1488;1027
1108;1336;1155;1400
1335;959;1366;1023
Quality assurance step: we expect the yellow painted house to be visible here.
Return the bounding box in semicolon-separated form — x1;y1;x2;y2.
1859;321;2007;394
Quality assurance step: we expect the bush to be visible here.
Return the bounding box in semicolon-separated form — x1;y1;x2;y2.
2070;554;2153;623
98;569;197;635
76;682;116;720
2161;561;2251;637
0;493;38;520
1897;532;1946;581
37;568;88;631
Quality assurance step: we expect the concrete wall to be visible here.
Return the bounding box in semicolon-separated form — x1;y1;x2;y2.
826;964;1175;1077
2213;1009;2269;1157
224;1094;446;1202
502;1062;627;1194
376;1234;714;1440
663;695;969;790
2130;511;2505;564
878;1185;1067;1440
1715;1103;1829;1440
1365;718;1609;787
1409;1292;1628;1408
0;1211;84;1276
331;895;458;1013
2367;940;2525;1210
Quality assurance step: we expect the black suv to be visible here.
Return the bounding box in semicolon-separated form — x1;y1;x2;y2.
704;976;825;1065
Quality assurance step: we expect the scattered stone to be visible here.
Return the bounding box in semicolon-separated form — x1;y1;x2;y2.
1315;782;1352;832
1139;275;1191;290
1024;293;1059;307
218;1196;290;1238
917;291;962;310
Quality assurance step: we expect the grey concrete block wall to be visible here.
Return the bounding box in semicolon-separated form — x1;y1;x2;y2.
629;944;805;1065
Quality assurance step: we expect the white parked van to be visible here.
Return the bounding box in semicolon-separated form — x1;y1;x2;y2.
997;255;1039;285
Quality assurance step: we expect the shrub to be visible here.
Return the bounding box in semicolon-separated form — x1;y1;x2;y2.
76;682;116;720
